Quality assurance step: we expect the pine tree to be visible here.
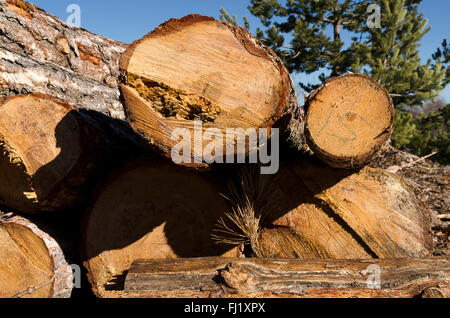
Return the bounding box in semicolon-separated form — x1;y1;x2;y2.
220;8;250;29
352;0;446;106
391;104;449;164
245;0;368;91
432;39;450;87
391;110;418;147
229;0;448;106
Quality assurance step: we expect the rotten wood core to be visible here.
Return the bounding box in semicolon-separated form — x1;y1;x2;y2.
119;14;304;166
305;73;394;169
122;257;450;298
0;215;73;298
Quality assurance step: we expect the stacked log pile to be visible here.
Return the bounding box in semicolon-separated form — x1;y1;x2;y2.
0;0;448;298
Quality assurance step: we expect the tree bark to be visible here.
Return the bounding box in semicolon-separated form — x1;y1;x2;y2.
0;0;127;119
0;214;73;298
0;0;147;156
122;256;450;298
119;14;305;167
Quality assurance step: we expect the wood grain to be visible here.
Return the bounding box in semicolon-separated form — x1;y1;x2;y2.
123;256;450;298
0;94;141;213
119;14;304;165
82;158;240;298
305;74;394;169
0;215;73;298
259;158;432;259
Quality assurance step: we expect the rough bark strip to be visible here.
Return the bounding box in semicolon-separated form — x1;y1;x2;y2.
123;256;450;298
0;0;127;119
0;94;144;213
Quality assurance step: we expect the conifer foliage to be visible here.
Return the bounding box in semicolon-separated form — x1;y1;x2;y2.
220;0;449;163
221;0;447;107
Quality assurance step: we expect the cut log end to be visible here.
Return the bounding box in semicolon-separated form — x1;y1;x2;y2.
0;215;73;298
259;159;432;260
0;93;136;214
119;14;297;164
0;94;82;213
82;158;239;298
305;74;394;169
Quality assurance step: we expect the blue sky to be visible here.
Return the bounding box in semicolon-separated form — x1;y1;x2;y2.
29;0;450;103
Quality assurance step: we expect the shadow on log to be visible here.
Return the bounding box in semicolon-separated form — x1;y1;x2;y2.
212;157;433;260
262;158;433;259
81;158;243;298
0;94;146;213
82;156;433;297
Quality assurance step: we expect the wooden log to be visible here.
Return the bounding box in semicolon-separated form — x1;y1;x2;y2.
0;0;127;119
0;94;138;213
305;74;394;169
0;214;73;298
122;256;450;298
119;14;305;166
259;158;433;259
0;0;146;153
81;158;241;298
213;158;432;260
1;1;394;170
